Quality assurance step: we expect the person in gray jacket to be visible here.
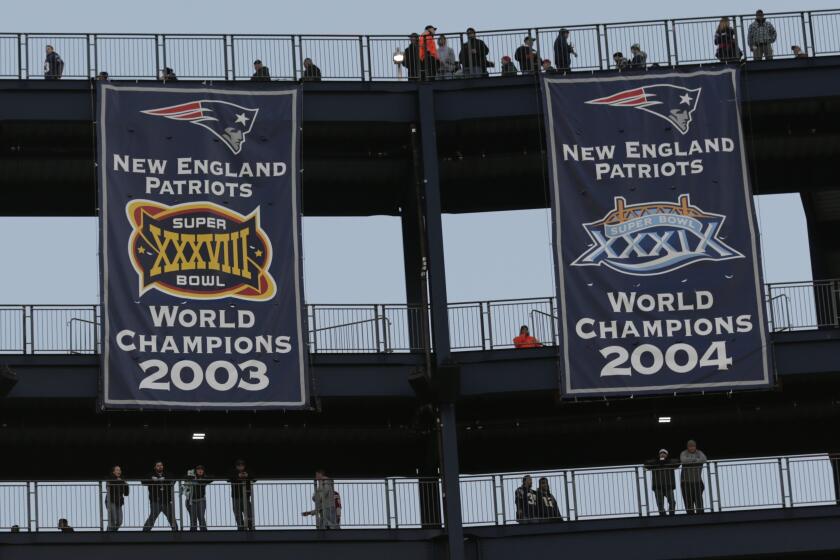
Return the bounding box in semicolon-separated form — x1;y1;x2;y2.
680;440;707;514
436;35;459;79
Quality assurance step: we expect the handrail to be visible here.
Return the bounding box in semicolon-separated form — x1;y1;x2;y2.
2;9;838;81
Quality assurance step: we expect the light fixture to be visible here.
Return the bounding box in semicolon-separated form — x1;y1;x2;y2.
658;416;671;424
393;48;404;64
192;432;206;440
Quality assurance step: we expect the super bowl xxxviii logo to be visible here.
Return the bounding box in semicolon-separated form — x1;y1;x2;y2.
571;194;743;276
126;200;275;300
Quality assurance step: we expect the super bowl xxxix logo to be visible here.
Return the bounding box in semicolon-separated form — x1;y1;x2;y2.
126;200;275;300
572;194;743;276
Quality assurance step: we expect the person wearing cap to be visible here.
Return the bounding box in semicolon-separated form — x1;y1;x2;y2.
184;464;212;531
500;56;517;77
553;28;575;72
514;35;539;74
644;449;678;516
459;27;491;78
251;59;271;81
680;440;708;514
612;51;628;71
628;43;647;70
514;475;538;523
419;25;440;80
230;459;256;530
748;10;777;60
792;45;808;59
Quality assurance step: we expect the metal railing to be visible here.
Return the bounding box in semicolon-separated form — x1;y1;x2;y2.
0;280;837;355
1;453;838;531
2;10;838;81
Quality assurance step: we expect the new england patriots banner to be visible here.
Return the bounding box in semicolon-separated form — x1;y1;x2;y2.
98;84;309;409
542;69;772;397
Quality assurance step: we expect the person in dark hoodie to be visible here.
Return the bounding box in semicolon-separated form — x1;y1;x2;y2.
514;35;539;74
302;58;322;82
553;29;575;72
105;465;129;531
184;465;212;531
644;449;679;516
230;459;256;530
459;28;490;78
251;59;271;81
514;475;538;523
142;461;178;531
535;477;562;522
402;33;422;81
43;45;64;80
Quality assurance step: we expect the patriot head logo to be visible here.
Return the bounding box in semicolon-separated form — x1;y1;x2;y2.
586;84;701;134
141;100;259;154
572;194;743;276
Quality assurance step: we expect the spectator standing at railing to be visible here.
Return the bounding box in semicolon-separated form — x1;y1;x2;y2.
184;465;212;531
142;461;178;531
515;475;538;523
535;477;562;522
302;58;322;82
58;518;74;533
612;52;628;71
437;35;459;79
553;29;575;73
302;469;342;529
403;34;422;81
513;325;542;348
628;44;647;70
644;449;678;516
459;28;491;78
680;440;707;514
251;59;271;81
105;465;129;531
230;459;256;530
715;17;742;63
419;25;440;80
43;45;64;80
500;56;518;77
748;10;777;61
514;35;540;74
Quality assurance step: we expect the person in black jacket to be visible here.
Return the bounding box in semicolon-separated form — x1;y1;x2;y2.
142;461;178;531
43;45;64;80
184;465;213;531
105;465;129;531
535;477;562;522
251;59;271;81
514;35;539;74
644;449;679;516
553;29;575;72
230;459;256;530
402;33;422;81
514;475;538;523
500;56;517;77
714;17;741;63
302;58;322;82
459;28;491;78
160;67;177;81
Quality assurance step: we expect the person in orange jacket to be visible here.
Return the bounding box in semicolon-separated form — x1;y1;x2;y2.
513;325;542;348
419;24;439;80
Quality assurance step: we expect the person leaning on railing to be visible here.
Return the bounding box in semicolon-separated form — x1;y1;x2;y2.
142;461;179;531
105;465;129;531
230;459;256;530
748;9;777;61
437;35;459;79
715;17;742;63
183;465;212;531
513;325;542;348
535;477;563;522
644;449;679;516
302;58;322;82
515;475;539;523
514;35;540;74
680;440;707;514
302;469;342;529
553;28;575;73
251;59;271;81
419;25;440;80
459;28;491;78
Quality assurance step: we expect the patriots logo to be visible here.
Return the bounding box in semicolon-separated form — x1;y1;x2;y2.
586;84;701;135
141;100;259;154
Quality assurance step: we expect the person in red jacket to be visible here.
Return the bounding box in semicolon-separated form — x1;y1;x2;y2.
419;25;439;80
513;325;542;348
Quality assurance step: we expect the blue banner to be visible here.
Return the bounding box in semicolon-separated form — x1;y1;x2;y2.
542;69;772;397
98;84;309;409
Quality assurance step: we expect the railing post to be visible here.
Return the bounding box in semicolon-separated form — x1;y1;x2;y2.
635;466;644;517
571;470;579;521
26;305;33;355
499;475;506;524
93;34;99;77
485;302;493;351
310;305;317;354
596;25;604;71
603;25;610;69
384;479;392;528
373;304;381;352
807;12;816;57
777;457;788;508
86;33;92;78
291;35;298;80
154;35;161;79
161;35;168;78
830;279;840;328
664;20;673;66
548;297;557;345
767;284;777;332
785;457;795;507
99;480;105;531
33;481;39;532
17;33;23;79
226;34;233;80
491;475;500;525
562;470;571;521
393;481;400;529
359;35;366;81
26;482;32;532
713;461;722;513
641;465;650;516
799;12;809;58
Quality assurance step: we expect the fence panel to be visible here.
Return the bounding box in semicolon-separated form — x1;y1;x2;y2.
383;305;427;352
448;302;484;351
309;305;380;353
231;36;295;80
715;459;783;511
766;280;837;331
788;456;838;506
27;35;89;79
811;10;840;55
572;467;641;519
392;479;442;528
605;21;670;67
0;306;24;353
94;35;158;79
738;12;807;60
0;35;20;78
535;26;603;72
673;17;733;65
368;36;413;81
0;483;28;530
488;298;555;349
31;306;97;354
499;472;567;524
36;483;101;531
459;477;496;526
298;36;363;81
162;35;227;79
